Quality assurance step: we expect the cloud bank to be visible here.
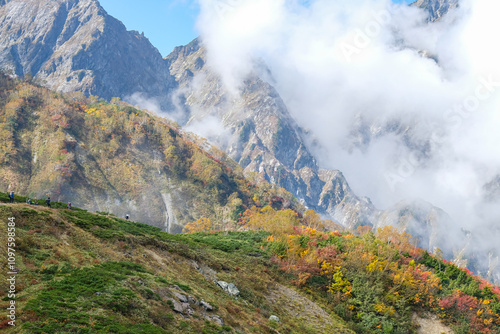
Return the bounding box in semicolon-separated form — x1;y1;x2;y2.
195;0;500;276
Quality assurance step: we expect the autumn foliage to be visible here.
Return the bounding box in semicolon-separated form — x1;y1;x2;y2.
243;216;500;334
183;218;212;234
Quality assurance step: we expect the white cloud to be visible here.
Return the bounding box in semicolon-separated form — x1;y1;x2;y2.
195;0;500;276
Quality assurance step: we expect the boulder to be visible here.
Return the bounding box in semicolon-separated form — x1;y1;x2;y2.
205;315;224;326
200;300;213;311
216;281;229;290
216;281;240;297
227;283;240;297
269;315;280;323
187;295;198;305
172;291;188;303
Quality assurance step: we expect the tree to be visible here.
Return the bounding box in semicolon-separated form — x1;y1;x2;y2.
183;218;212;234
303;209;324;230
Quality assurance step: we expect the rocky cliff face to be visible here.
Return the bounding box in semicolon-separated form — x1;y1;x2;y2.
166;39;378;229
0;0;175;106
413;0;459;22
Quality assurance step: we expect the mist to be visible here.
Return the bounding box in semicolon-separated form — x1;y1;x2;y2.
195;0;500;276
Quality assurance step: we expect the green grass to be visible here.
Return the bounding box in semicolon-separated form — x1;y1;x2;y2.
185;231;269;253
0;200;355;334
23;262;153;333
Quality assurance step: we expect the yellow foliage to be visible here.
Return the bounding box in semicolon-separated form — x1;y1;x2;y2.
303;209;324;230
242;205;299;235
183;218;212;234
328;266;352;297
374;302;395;316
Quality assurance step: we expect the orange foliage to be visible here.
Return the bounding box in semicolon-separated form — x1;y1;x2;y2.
182;218;212;234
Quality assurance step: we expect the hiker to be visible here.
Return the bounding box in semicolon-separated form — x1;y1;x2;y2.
46;197;51;208
9;191;14;203
67;202;72;209
26;198;32;205
125;214;129;220
34;200;38;206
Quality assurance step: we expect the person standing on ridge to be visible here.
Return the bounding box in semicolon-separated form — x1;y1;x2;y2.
46;197;51;208
9;191;14;203
67;202;72;210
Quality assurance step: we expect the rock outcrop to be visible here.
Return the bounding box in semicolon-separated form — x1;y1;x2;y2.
413;0;459;22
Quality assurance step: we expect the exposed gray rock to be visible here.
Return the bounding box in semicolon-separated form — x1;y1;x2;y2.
269;315;280;323
187;296;198;305
172;291;188;303
169;298;194;315
200;300;213;311
216;281;229;291
183;303;195;316
227;283;240;297
205;315;224;326
216;281;240;297
413;0;459;22
169;298;184;314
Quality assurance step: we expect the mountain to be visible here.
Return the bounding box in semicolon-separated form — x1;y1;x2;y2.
166;39;378;230
0;0;175;107
0;0;380;230
0;73;307;233
0;0;479;259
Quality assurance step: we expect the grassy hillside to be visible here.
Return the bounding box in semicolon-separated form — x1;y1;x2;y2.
1;199;499;333
0;201;353;333
0;73;300;231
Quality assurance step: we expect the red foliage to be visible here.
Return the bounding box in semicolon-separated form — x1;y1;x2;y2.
317;245;339;263
439;290;478;312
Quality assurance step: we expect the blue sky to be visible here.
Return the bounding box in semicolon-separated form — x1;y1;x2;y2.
99;0;412;57
99;0;200;56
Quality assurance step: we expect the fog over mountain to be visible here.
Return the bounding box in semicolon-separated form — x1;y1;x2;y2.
195;0;500;279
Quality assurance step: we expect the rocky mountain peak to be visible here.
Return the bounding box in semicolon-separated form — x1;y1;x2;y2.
0;0;176;105
413;0;459;22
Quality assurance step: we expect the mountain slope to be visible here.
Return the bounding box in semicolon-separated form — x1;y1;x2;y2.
0;203;354;333
0;0;380;230
0;73;304;232
2;201;499;333
0;0;175;106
